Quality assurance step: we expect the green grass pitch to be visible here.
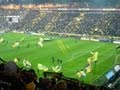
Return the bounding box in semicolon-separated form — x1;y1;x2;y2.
0;32;120;85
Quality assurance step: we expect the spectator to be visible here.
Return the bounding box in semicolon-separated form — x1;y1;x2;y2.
53;80;67;90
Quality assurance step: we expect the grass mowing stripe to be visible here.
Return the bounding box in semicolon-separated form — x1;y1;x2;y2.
91;64;115;84
0;33;117;85
62;44;113;69
61;44;115;83
91;54;115;84
62;44;106;65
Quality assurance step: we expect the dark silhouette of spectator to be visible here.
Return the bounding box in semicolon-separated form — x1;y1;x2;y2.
37;77;43;90
0;63;5;71
51;77;56;88
53;80;67;90
21;70;36;90
41;78;53;90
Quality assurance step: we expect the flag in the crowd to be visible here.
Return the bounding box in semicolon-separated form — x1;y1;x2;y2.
52;65;61;72
90;52;99;62
87;57;92;65
12;42;20;48
85;64;92;73
77;71;82;78
14;58;19;64
38;41;43;47
77;70;86;78
0;38;4;43
37;38;44;47
23;59;32;68
39;38;44;42
23;60;26;67
38;64;48;71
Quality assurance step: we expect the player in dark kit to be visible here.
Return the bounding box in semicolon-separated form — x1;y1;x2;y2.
52;57;55;63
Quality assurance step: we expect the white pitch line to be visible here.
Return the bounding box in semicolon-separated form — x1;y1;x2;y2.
62;51;114;73
72;44;105;58
62;45;105;64
63;67;76;72
56;43;115;83
91;64;115;84
114;54;120;65
61;48;115;82
63;50;114;71
97;53;114;65
90;52;115;83
62;45;113;65
89;52;115;83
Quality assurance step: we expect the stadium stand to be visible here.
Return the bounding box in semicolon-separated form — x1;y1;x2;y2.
0;9;120;37
0;1;120;90
0;0;120;8
0;59;119;90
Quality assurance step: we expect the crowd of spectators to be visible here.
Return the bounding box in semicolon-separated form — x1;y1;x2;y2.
0;0;120;8
0;6;120;90
0;60;114;90
0;9;120;37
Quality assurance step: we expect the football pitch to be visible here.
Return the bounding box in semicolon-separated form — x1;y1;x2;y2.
0;32;119;85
